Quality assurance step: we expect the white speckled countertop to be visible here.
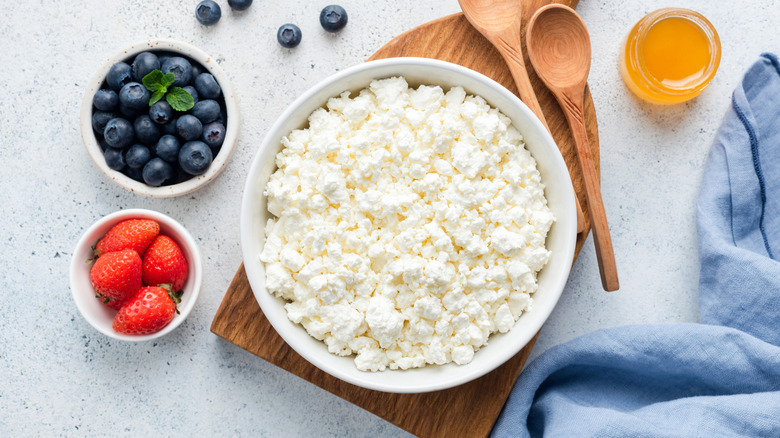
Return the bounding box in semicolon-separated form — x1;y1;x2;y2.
2;0;779;435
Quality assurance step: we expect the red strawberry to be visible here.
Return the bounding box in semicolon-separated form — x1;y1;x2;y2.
142;235;188;291
112;285;180;335
89;249;142;303
95;219;160;257
97;294;125;311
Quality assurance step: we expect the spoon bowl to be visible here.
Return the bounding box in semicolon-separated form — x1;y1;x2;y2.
527;6;591;89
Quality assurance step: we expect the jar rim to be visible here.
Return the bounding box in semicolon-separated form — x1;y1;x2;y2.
630;8;721;97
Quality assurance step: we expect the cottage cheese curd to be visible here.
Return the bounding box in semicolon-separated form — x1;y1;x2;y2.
259;77;554;371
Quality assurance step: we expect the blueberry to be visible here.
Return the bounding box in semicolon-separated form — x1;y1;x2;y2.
119;103;142;119
196;0;221;26
201;122;226;148
162;116;178;136
228;0;253;11
149;100;173;124
193;73;221;100
191;99;221;124
277;24;302;48
93;89;119;111
190;63;203;79
161;57;193;87
125;144;152;169
104;147;126;171
142;158;174;186
125;166;144;182
132;52;160;82
134;115;162;145
119;82;151;111
92;110;116;135
179;141;213;176
320;5;348;33
215;108;227;124
155;135;181;163
176;115;203;141
99;139;110;151
106;62;132;91
103;118;134;148
183;86;199;105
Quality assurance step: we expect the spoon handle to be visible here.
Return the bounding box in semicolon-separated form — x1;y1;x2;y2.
560;90;619;291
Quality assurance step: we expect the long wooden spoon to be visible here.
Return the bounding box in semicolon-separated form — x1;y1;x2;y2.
458;0;586;233
526;4;619;291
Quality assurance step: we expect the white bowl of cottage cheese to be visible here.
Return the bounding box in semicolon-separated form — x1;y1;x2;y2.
241;58;576;393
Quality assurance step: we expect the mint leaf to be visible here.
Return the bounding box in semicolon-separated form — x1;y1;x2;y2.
161;72;176;88
149;90;165;106
166;87;195;111
142;70;164;92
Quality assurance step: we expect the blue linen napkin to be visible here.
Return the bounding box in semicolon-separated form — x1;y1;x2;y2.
491;53;780;438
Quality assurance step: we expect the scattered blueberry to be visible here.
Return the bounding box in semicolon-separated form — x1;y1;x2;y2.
183;86;199;105
176;115;203;141
277;24;302;48
161;57;193;87
155;135;181;163
201;122;226;148
104;147;126;171
103;118;134;148
196;0;222;26
320;5;348;33
179;141;213;176
191;99;221;124
134;115;162;145
142;158;174;186
125;144;152;169
194;73;221;100
149;100;173;124
228;0;253;11
106;62;133;91
119;82;151;111
93;89;119;111
92;110;115;135
132;52;160;82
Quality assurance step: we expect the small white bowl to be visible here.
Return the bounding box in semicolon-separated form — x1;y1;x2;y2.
70;209;203;341
241;58;577;393
80;39;240;197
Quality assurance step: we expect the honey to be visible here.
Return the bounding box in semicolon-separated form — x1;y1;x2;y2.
620;8;721;104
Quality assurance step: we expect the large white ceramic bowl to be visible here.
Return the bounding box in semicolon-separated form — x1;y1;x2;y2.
80;39;240;197
241;58;576;393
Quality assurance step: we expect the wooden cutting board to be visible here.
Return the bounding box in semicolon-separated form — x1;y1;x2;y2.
211;1;598;436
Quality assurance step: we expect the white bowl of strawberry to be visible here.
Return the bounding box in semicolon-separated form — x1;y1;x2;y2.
70;209;202;340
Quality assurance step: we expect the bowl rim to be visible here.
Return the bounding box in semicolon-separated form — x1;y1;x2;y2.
241;57;576;392
80;38;241;197
70;208;203;341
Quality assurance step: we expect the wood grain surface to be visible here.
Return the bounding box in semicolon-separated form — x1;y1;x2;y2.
211;1;600;436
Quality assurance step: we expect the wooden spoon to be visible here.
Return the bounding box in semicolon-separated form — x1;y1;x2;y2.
526;4;619;291
458;0;586;234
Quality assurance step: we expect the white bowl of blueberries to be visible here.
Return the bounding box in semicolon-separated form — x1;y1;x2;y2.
81;39;240;197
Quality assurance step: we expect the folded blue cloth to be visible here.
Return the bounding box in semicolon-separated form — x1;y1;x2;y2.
491;54;780;438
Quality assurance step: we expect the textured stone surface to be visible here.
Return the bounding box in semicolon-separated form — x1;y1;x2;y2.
0;0;778;435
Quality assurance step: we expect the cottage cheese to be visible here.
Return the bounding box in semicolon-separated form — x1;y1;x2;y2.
260;77;554;371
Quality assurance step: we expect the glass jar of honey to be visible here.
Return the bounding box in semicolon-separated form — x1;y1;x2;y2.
619;8;721;104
